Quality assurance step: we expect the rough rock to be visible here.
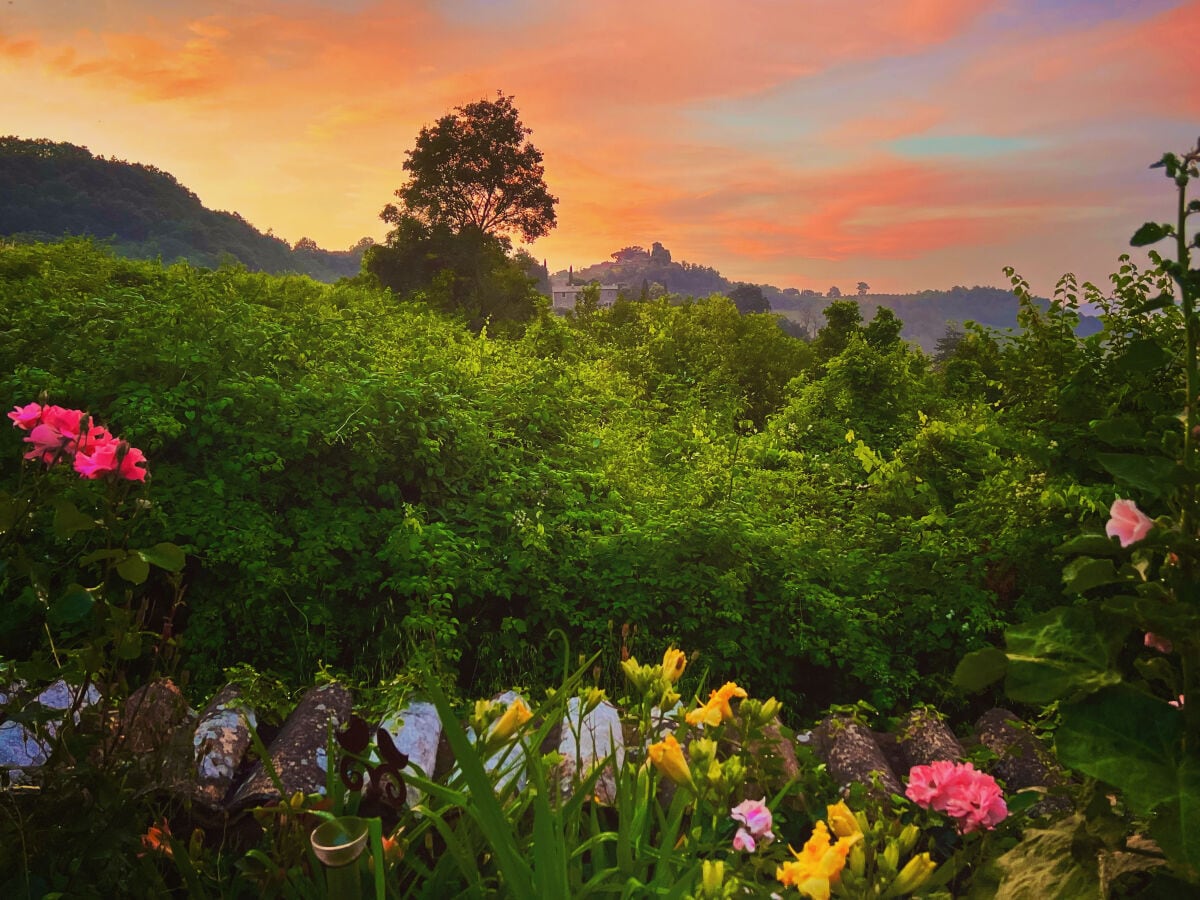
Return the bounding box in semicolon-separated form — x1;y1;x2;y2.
974;708;1064;793
557;697;624;803
192;685;257;809
814;716;902;796
115;678;196;790
897;708;965;770
0;680;102;782
229;683;352;811
378;701;442;807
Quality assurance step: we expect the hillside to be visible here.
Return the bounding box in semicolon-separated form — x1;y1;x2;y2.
554;243;1102;350
0;136;370;282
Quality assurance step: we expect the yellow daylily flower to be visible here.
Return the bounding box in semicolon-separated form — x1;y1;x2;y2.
647;733;695;790
775;821;861;900
685;682;748;728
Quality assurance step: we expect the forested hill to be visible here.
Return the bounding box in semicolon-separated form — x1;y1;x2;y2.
555;243;1102;350
0;136;370;282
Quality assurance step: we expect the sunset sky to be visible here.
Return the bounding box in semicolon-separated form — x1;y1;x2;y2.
2;0;1198;294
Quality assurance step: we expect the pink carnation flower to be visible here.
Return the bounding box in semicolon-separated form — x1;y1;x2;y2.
906;761;1007;834
730;797;774;851
1106;498;1153;548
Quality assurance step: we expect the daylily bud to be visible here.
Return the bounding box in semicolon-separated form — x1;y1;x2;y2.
827;800;861;838
848;841;866;879
582;686;607;716
661;647;687;683
700;859;725;897
488;699;531;745
880;841;900;877
885;852;937;897
620;657;653;694
648;733;695;790
896;823;920;856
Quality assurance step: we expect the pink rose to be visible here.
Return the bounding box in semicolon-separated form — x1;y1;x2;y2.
1106;498;1153;548
1144;632;1173;654
7;402;42;430
74;439;148;482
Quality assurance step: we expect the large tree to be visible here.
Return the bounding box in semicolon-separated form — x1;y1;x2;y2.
382;92;558;244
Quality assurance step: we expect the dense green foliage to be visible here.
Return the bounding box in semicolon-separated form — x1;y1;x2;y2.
1;235;1122;719
0;137;369;281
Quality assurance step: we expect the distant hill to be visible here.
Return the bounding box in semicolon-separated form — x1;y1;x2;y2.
0;136;370;282
553;243;1102;350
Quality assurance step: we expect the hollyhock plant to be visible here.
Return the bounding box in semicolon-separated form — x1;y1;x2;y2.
730;797;774;852
1106;498;1154;548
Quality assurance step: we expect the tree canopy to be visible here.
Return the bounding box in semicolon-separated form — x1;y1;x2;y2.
382;93;558;244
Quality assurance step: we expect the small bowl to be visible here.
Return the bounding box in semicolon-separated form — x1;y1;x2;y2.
310;816;369;867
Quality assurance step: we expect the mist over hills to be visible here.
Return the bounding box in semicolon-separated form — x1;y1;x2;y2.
0;136;370;282
554;243;1102;351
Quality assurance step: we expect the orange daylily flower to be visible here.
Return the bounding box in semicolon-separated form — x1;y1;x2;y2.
775;820;861;899
647;732;695;790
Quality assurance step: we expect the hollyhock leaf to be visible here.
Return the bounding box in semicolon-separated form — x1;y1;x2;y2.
1056;685;1187;819
1062;556;1122;594
1096;453;1180;499
1130;222;1172;246
140;542;185;573
1113;339;1173;376
1004;606;1121;703
991;815;1101;898
1148;760;1200;873
50;588;94;625
116;631;142;660
953;647;1008;693
52;500;95;540
116;552;150;585
1055;533;1122;558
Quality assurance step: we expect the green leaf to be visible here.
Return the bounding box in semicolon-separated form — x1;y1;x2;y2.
1131;222;1173;246
1132;292;1175;315
115;631;142;660
1055;685;1190;823
1113;338;1173;376
1062;556;1121;594
1004;606;1122;703
953;647;1008;693
992;815;1100;899
49;588;94;624
1095;452;1180;499
116;553;150;585
139;542;186;572
78;549;124;567
1090;416;1151;449
1056;533;1121;557
52;500;95;540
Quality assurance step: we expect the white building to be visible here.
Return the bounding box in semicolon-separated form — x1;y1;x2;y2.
551;283;622;310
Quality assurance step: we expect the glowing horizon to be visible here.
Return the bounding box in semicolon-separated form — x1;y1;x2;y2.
2;0;1197;294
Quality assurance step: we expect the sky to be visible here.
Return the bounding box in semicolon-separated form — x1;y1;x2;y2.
1;0;1198;294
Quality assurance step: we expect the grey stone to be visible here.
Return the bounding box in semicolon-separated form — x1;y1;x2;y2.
557;697;624;803
378;701;441;807
229;683;352;811
193;684;257;809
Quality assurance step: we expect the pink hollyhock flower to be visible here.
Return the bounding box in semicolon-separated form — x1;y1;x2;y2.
8;402;42;430
1145;632;1173;654
732;827;757;852
1106;498;1153;548
904;760;961;809
1169;695;1185;708
731;797;774;851
74;439;148;482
